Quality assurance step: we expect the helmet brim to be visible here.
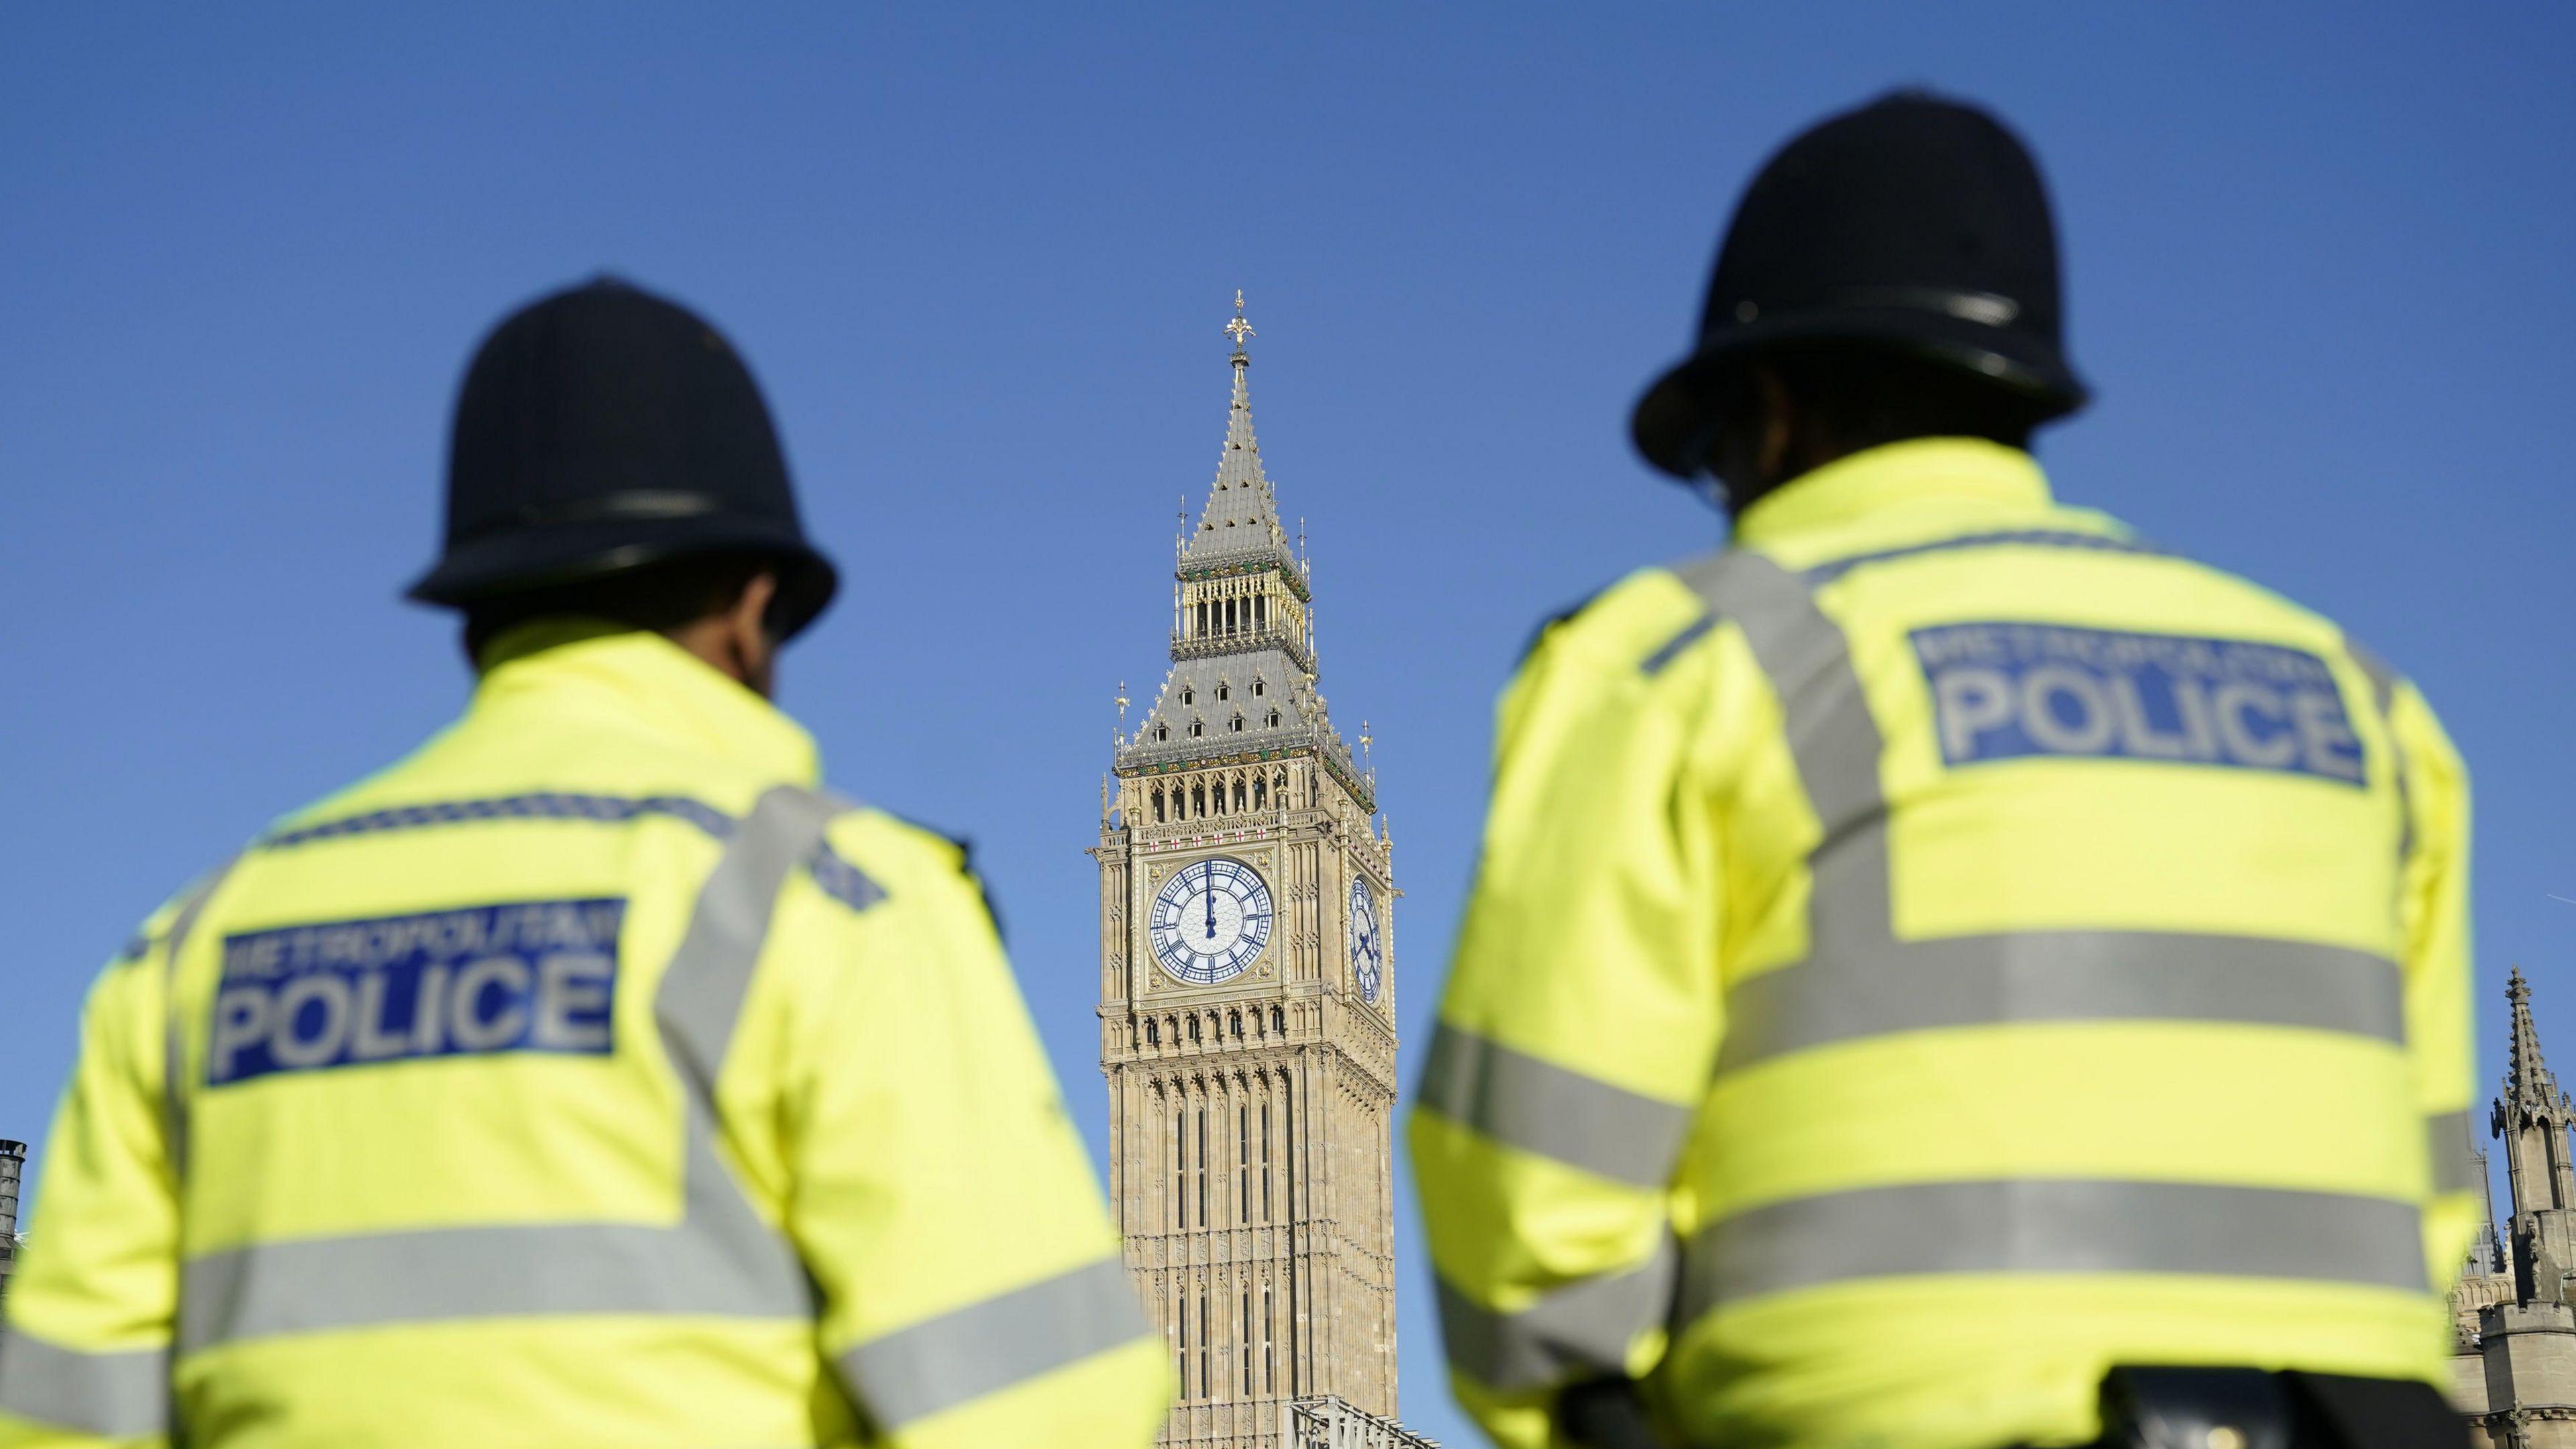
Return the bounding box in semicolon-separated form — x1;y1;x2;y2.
405;515;839;641
1630;307;2091;479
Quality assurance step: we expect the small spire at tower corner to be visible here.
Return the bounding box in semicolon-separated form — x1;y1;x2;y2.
2499;963;2574;1131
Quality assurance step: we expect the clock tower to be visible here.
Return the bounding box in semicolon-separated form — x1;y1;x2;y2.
1095;297;1413;1449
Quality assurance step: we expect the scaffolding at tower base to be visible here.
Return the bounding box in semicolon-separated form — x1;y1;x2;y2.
1279;1396;1438;1449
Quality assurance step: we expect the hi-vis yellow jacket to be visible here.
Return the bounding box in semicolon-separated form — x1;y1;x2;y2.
1412;439;2477;1449
0;625;1170;1449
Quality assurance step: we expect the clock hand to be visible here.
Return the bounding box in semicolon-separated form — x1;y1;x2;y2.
1203;871;1216;940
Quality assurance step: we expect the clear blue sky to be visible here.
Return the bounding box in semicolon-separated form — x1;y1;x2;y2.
3;6;2569;1441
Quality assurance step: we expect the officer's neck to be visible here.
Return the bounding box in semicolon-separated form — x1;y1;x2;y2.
665;613;776;700
1723;439;1860;517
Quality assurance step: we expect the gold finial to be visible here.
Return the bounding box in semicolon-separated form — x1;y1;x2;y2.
1225;290;1254;352
1116;681;1130;724
1359;718;1373;755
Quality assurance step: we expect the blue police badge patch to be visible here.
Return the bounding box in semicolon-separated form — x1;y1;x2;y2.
209;898;625;1085
1911;623;2365;785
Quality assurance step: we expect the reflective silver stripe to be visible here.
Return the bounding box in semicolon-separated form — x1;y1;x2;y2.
2350;643;2416;864
0;1328;168;1438
178;786;846;1351
1680;1180;2427;1315
1435;1238;1678;1393
836;1256;1148;1429
1670;550;1892;949
1717;932;2404;1073
179;1108;806;1349
658;785;853;1102
163;854;244;1177
2429;1110;2484;1195
1417;1024;1695;1189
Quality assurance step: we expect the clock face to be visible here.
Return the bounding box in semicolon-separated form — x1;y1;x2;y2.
1348;877;1383;1005
1151;857;1274;985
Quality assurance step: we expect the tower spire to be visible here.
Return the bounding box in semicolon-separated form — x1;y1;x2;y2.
1179;291;1295;569
2496;966;2576;1301
2502;966;2571;1128
1115;296;1371;814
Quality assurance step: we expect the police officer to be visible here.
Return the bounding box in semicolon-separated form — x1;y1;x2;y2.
1412;94;2478;1449
0;279;1171;1448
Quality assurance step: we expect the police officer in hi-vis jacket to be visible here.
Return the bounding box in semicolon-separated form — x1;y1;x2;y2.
0;279;1171;1449
1413;93;2477;1449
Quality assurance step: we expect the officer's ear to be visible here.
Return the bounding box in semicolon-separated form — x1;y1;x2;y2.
1709;364;1800;512
664;568;782;698
718;570;781;699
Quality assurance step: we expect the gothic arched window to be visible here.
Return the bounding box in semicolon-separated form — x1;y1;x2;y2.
1270;1006;1285;1035
1229;714;1244;733
1189;1014;1201;1043
1152;786;1167;823
1145;1018;1159;1046
1266;710;1281;728
1217;682;1230;702
1181;687;1194;706
1232;776;1247;810
1228;1010;1242;1039
1252;775;1267;810
1155;724;1169;742
1252;678;1265;697
1189;720;1203;738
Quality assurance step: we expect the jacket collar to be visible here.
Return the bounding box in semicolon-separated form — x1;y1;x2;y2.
1733;437;2053;547
472;621;821;786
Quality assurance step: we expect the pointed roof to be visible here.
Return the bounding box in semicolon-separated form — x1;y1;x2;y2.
1182;293;1302;579
2498;966;2575;1130
1114;293;1368;811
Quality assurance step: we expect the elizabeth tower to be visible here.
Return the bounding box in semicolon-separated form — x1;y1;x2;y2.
1095;298;1403;1449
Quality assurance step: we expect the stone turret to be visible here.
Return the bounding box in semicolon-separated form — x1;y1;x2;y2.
2499;967;2576;1303
2459;970;2576;1448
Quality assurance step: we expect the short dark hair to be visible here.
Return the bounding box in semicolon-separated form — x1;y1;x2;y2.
462;551;777;661
1775;344;2049;451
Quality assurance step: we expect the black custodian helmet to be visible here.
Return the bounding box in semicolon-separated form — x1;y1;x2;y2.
408;278;839;637
1631;91;2090;480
